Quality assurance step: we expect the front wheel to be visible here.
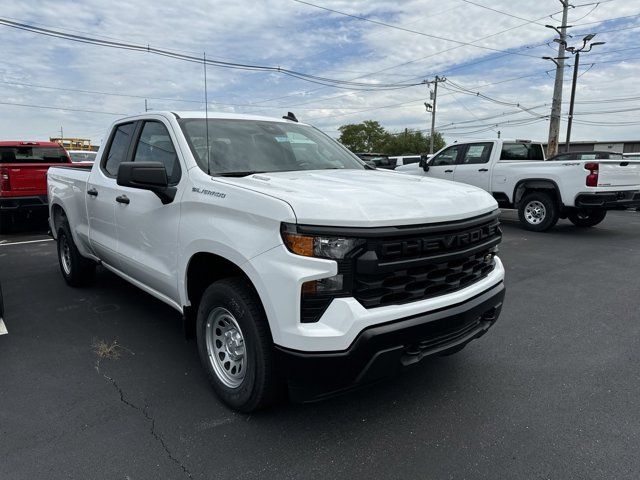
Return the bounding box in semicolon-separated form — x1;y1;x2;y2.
196;278;280;412
568;209;607;227
518;192;559;232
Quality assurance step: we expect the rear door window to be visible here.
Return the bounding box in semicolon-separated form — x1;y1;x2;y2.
0;146;68;163
500;143;545;161
103;122;135;177
460;143;493;164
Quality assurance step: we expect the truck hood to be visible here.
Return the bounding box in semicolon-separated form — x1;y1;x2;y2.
218;169;497;227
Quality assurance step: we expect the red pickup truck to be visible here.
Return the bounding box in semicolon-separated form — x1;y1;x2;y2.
1;141;72;230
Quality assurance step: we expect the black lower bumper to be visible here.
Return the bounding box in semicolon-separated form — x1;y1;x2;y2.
575;191;640;209
276;282;505;402
0;196;48;212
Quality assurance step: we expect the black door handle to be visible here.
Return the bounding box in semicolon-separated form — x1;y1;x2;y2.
478;168;489;172
115;195;130;205
87;187;98;197
445;169;454;173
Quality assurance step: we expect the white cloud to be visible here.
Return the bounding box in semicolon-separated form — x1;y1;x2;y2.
0;0;639;146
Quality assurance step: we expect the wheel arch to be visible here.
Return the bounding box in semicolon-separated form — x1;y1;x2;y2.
513;178;563;208
181;250;275;340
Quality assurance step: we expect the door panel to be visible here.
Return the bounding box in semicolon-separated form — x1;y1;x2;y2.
427;145;462;180
453;142;493;191
115;120;182;301
88;122;136;267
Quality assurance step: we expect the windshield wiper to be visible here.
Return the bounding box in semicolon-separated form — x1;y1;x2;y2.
216;171;265;177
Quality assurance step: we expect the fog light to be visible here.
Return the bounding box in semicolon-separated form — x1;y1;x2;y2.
302;274;344;294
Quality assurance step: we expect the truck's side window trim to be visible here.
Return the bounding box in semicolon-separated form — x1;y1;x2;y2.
101;121;137;178
130;121;182;186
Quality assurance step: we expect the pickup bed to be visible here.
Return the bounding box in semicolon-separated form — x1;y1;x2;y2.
403;139;640;231
0;141;72;230
48;111;505;411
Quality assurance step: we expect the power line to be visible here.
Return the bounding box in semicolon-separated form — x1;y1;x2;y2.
0;17;424;91
290;0;541;58
0;100;126;116
458;0;547;26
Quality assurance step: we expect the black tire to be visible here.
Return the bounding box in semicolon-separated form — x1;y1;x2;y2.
568;209;607;227
196;277;280;412
518;191;559;232
57;218;95;287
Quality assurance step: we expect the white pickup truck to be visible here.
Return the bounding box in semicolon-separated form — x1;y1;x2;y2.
48;111;505;411
403;139;640;231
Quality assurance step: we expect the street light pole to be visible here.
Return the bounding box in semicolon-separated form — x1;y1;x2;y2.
563;35;605;152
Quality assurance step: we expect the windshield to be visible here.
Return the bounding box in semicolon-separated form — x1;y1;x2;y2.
179;118;365;175
69;151;97;162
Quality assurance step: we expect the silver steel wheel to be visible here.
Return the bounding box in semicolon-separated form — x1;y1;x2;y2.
205;307;246;388
524;200;547;225
60;235;72;275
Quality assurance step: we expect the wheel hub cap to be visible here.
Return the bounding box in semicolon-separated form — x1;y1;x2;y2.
205;307;246;388
524;200;546;225
60;236;72;275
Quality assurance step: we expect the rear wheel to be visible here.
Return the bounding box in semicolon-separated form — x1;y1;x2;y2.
568;209;607;227
196;278;280;412
518;192;559;232
57;218;95;286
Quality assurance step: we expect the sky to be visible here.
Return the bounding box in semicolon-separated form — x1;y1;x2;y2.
1;0;639;147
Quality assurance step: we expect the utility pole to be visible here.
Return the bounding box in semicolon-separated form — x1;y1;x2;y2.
545;0;571;158
145;99;148;112
427;75;446;154
59;126;63;138
564;34;605;151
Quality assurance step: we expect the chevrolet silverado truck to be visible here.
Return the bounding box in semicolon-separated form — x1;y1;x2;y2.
48;112;505;411
0;141;72;231
404;139;640;231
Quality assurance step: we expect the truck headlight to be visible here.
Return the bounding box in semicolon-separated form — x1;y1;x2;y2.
281;226;364;260
281;224;363;323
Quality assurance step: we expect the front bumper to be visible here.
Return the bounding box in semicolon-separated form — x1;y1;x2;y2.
276;281;505;402
0;195;48;212
575;190;640;209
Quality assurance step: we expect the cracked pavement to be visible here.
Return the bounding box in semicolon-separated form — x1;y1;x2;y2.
1;211;640;479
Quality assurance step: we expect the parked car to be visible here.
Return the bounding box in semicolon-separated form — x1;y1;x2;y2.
48;111;505;411
355;152;395;169
67;150;97;163
548;151;623;161
402;139;640;231
0;141;72;230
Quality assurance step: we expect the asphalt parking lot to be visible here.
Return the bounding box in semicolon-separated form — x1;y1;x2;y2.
1;210;639;479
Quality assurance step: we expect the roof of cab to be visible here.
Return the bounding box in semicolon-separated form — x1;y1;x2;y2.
118;111;308;125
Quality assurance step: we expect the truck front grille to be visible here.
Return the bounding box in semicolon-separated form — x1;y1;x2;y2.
354;250;496;308
352;213;501;309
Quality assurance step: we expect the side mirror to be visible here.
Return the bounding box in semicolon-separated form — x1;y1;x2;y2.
364;160;377;169
420;155;430;172
117;162;176;204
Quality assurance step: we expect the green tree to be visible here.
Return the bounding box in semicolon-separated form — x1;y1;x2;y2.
381;129;446;156
338;120;388;153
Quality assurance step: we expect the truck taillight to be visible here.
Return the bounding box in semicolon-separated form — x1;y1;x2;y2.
585;162;599;187
0;167;10;191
